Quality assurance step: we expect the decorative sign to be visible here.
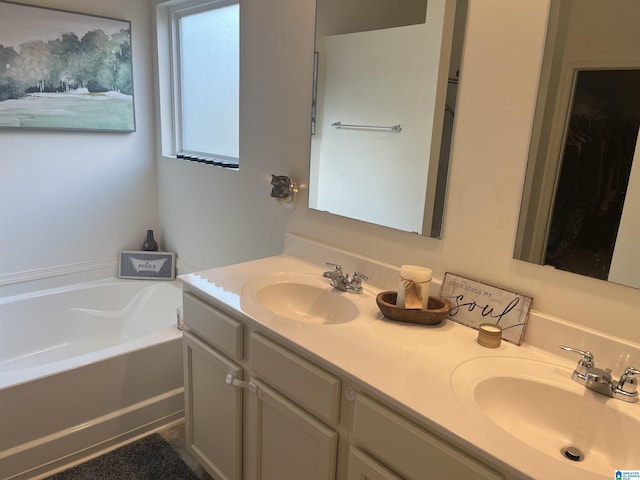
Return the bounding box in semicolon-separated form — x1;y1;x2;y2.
119;251;175;280
440;273;532;345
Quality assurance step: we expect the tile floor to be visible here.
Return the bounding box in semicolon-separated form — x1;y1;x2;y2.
158;423;214;480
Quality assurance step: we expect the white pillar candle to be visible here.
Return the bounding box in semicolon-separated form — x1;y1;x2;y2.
396;265;432;309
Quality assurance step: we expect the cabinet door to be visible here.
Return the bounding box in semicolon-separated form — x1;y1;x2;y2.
183;332;242;480
247;379;338;480
348;448;402;480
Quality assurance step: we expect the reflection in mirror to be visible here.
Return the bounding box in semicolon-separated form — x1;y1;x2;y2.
515;0;640;289
308;0;467;238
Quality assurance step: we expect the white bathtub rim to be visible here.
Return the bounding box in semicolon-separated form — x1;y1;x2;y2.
0;276;179;306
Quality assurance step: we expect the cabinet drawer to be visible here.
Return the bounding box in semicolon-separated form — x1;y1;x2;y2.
348;448;401;480
250;332;341;425
352;395;503;480
183;292;243;360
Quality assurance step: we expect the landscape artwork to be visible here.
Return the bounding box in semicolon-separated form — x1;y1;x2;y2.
0;2;135;132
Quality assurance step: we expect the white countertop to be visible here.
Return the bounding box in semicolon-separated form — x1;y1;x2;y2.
178;235;640;480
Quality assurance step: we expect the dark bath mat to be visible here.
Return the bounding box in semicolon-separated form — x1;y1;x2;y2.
45;433;199;480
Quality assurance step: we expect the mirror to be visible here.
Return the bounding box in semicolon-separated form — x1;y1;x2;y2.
515;0;640;289
308;0;468;237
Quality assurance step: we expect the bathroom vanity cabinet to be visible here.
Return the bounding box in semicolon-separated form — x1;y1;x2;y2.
183;292;340;480
182;292;243;480
182;290;508;480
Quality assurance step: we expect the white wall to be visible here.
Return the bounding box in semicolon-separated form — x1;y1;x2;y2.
0;0;158;280
157;0;640;345
155;0;316;272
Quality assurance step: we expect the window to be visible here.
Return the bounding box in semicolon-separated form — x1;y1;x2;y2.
160;0;239;168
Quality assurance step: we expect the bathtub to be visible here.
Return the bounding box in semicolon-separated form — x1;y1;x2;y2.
0;279;184;480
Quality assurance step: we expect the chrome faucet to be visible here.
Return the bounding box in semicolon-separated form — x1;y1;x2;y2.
560;345;639;403
323;263;368;294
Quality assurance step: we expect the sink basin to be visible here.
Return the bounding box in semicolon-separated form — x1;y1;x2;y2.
241;273;361;325
451;357;640;475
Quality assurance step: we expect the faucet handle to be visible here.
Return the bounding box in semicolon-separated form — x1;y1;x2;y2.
625;366;640;376
559;345;594;362
559;345;594;377
350;272;369;289
617;367;640;396
352;272;369;281
325;262;342;272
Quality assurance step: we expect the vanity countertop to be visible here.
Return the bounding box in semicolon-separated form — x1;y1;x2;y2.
178;236;640;480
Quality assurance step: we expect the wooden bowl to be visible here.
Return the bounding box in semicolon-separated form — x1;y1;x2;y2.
376;291;451;325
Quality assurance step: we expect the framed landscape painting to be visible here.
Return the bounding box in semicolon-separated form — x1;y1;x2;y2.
0;1;135;132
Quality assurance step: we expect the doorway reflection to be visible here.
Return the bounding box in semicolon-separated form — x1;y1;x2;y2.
545;69;640;279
